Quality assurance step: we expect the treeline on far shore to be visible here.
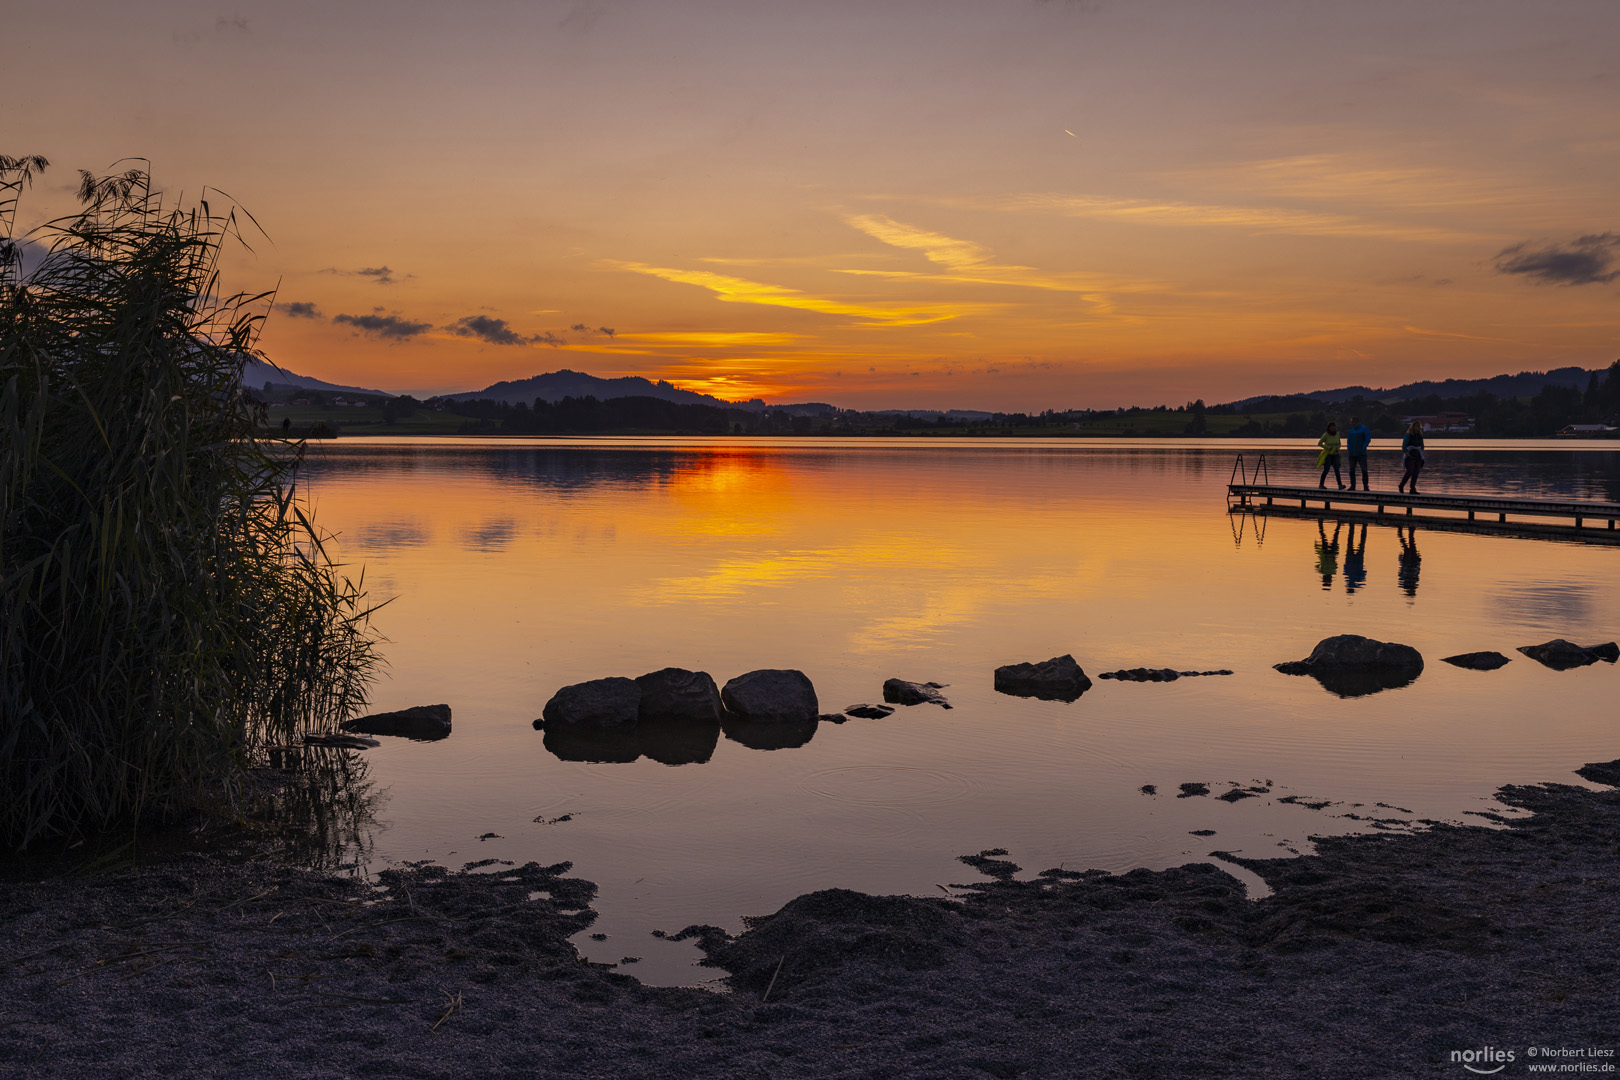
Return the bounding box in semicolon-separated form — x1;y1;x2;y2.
266;358;1620;439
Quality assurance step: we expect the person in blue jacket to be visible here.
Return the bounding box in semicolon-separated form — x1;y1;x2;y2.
1344;416;1372;491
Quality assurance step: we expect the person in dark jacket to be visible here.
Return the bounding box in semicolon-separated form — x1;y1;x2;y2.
1398;420;1425;493
1344;417;1372;491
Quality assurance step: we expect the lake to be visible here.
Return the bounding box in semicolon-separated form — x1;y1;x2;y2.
298;437;1620;985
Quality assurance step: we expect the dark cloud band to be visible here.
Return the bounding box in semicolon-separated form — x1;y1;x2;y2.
1495;233;1620;286
334;312;431;339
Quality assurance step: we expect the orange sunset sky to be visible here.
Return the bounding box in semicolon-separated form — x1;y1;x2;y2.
9;0;1620;409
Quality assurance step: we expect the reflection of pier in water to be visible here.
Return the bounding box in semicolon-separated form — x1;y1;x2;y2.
1227;453;1620;545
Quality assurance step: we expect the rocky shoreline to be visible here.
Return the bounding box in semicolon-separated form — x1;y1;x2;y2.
3;761;1618;1078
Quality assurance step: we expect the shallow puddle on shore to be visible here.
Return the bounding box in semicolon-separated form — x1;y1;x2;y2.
298;437;1620;986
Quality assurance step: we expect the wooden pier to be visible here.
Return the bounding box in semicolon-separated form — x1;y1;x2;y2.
1226;455;1620;543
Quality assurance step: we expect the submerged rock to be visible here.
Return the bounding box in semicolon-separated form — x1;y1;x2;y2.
304;733;379;749
637;716;721;766
1518;639;1620;670
1177;782;1209;798
722;713;818;751
635;667;723;723
542;677;641;728
993;654;1092;702
1274;634;1424;698
843;703;895;720
882;679;951;708
342;703;451;741
1441;651;1512;671
721;669;818;724
1100;668;1233;681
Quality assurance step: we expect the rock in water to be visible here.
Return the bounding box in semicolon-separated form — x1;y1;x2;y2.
1273;634;1424;698
304;733;380;749
721;669;819;723
882;679;951;708
342;703;452;740
542;677;641;728
1440;651;1512;671
843;703;895;720
1518;639;1619;670
993;655;1093;701
635;668;723;723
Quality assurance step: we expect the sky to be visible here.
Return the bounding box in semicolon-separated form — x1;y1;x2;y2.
8;0;1620;410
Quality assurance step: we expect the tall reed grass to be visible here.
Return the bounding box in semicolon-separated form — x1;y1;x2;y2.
0;157;379;851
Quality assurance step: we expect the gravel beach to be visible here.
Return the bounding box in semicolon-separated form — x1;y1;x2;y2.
3;761;1617;1079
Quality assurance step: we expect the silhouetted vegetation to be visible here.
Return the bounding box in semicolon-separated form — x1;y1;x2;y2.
0;158;379;850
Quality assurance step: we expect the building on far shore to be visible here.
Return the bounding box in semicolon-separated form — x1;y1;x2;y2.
1400;412;1474;433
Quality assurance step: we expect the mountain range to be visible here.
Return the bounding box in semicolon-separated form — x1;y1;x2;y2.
443;369;767;410
243;360;1614;414
242;357;391;398
1233;366;1607;409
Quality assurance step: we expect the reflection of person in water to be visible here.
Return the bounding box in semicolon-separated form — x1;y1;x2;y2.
1315;519;1342;589
1397;526;1421;597
1343;522;1367;594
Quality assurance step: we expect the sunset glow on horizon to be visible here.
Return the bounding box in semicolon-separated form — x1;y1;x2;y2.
10;0;1620;409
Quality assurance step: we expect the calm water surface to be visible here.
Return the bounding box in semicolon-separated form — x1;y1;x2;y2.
299;438;1620;985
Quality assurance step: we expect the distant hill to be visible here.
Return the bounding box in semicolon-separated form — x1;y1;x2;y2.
241;357;392;398
1242;366;1606;408
447;369;767;411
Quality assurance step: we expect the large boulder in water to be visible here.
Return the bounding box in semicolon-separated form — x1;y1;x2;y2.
635;667;723;723
882;678;950;708
994;655;1093;702
1274;634;1424;698
721;669;818;724
1517;639;1619;671
342;703;451;741
542;677;641;728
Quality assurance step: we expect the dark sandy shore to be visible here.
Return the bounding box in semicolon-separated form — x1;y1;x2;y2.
3;761;1618;1079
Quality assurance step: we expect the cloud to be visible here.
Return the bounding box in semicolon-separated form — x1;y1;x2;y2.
1494;234;1620;286
333;312;431;339
1013;194;1471;244
323;265;407;285
612;261;984;326
621;331;803;347
280;300;321;319
448;315;533;346
840;214;1140;308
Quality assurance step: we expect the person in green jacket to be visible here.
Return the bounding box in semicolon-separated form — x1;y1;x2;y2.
1317;421;1344;489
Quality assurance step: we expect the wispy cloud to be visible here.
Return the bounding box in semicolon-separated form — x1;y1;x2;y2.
1190;154;1522;213
620;331;804;347
1494;234;1620;286
1014;194;1473;243
333;312;431;339
279;300;321;319
323;265;408;285
838;214;1147;311
612;262;982;326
